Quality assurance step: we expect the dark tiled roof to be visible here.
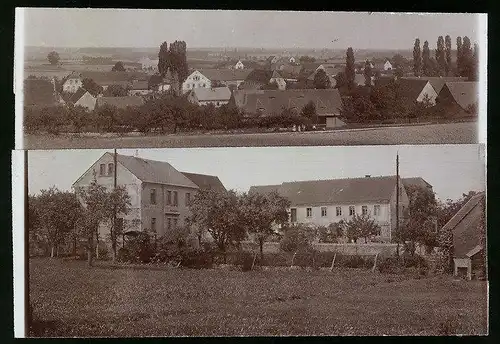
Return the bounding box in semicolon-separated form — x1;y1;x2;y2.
64;87;90;104
402;177;433;190
198;69;253;82
81;71;148;85
443;192;485;234
250;175;400;206
23;78;58;106
401;76;468;93
115;154;199;188
130;81;150;90
192;87;232;102
245;69;273;83
96;96;144;109
181;172;226;192
232;89;343;116
443;82;479;110
248;184;280;196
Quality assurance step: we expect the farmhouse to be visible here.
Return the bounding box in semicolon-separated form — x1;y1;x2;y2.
231;89;346;128
62;88;96;111
269;70;287;90
240;69;274;90
249;175;413;242
187;86;232;107
95;96;145;109
442;192;486;280
376;77;439;105
435;82;479;116
62;72;83;93
306;65;341;88
80;71;148;90
401;76;469;94
234;60;245;69
72;153;226;248
197;69;253;89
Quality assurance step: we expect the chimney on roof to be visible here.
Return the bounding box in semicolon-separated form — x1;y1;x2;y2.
365;175;371;178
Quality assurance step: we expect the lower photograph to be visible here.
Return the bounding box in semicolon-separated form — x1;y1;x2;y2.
26;144;487;337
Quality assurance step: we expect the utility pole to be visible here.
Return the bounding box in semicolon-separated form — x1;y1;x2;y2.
396;152;400;257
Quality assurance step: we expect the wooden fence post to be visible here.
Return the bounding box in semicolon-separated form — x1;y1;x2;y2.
372;253;379;273
291;251;297;267
251;252;257;271
330;253;337;272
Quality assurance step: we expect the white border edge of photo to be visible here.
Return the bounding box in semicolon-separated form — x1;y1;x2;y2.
14;8;25;150
478;13;487;145
12;150;26;338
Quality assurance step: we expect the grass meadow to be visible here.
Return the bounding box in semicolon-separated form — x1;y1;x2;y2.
29;258;487;337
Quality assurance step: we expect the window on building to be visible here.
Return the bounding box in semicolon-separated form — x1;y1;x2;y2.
173;191;178;206
150;189;156;205
99;164;105;176
167;191;172;205
349;206;355;216
336;206;342;216
362;205;368;215
374;205;381;216
151;218;156;232
107;163;114;176
321;207;327;217
202;83;206;87
306;208;312;218
185;192;191;206
290;208;297;222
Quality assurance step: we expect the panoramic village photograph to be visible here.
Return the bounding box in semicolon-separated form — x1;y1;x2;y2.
25;145;487;336
17;10;484;149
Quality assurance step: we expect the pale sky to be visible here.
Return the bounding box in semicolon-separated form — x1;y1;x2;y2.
27;145;485;202
20;9;483;50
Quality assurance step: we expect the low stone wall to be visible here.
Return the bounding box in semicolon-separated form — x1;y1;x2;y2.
241;241;398;257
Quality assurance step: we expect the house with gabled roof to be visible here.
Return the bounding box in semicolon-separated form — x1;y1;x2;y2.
269;70;287;90
72;152;226;248
249;175;412;242
62;88;97;111
441;192;486;280
435;81;479;116
401;76;468;94
62;71;84;93
231;88;346;128
187;86;232;107
376;77;439;106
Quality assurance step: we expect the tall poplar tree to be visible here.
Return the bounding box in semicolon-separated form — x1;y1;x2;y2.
413;38;422;77
445;35;452;76
345;47;356;89
422;41;431;76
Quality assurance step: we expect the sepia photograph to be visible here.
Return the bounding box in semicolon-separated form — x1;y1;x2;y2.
15;9;486;149
21;145;486;337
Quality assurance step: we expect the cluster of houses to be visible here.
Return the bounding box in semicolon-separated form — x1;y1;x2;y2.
73;153;485;280
24;53;479;128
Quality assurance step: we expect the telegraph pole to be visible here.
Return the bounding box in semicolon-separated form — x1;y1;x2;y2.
396;152;400;256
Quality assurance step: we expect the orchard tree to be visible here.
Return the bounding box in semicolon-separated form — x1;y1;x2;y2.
313;69;331;89
363;60;373;86
169;40;189;95
82;78;103;96
445;35;452;76
342;213;381;243
301;100;317;124
413;38;422;76
33;187;82;258
103;84;128;97
239;191;290;259
111;61;126;72
345;47;356;89
188;189;246;263
47;51;60;65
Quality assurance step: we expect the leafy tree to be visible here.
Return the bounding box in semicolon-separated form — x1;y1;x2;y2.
239;191;290;259
469;43;479;81
435;36;446;76
445;35;452;76
317;222;344;243
301;100;317;124
47;51;60;65
334;71;347;89
279;224;314;253
111;61;126;72
342;213;380;243
82;78;103;96
422;40;431;76
95;104;119;132
188;189;245;263
340;91;379;123
413;39;422;77
456;36;463;76
103;84;128;97
363;60;373;87
148;74;164;90
461;36;473;78
345;47;356;89
313;69;331;89
169;40;189;95
158;41;170;77
31;187;82;258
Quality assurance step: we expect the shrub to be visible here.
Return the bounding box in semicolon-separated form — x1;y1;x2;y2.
235;251;255;271
255;252;292;267
378;254;429;274
180;249;213;269
116;248;130;262
339;255;372;269
378;256;404;274
279;225;314;253
125;233;155;263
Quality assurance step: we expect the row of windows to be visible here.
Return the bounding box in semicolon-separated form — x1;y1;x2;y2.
150;188;191;207
99;163;114;176
292;204;382;221
150;216;178;232
186;83;207;89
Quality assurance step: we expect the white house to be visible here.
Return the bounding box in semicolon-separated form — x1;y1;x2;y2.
187;86;232;107
62;72;83;93
249;175;414;242
269;70;287;90
63;88;97;111
182;70;212;94
234;60;245;69
384;60;393;71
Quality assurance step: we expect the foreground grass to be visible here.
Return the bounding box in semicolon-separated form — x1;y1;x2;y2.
29;258;487;337
24;122;477;149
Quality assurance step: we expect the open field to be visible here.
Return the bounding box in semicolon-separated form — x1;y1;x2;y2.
24;122;477;149
29;258;487;337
